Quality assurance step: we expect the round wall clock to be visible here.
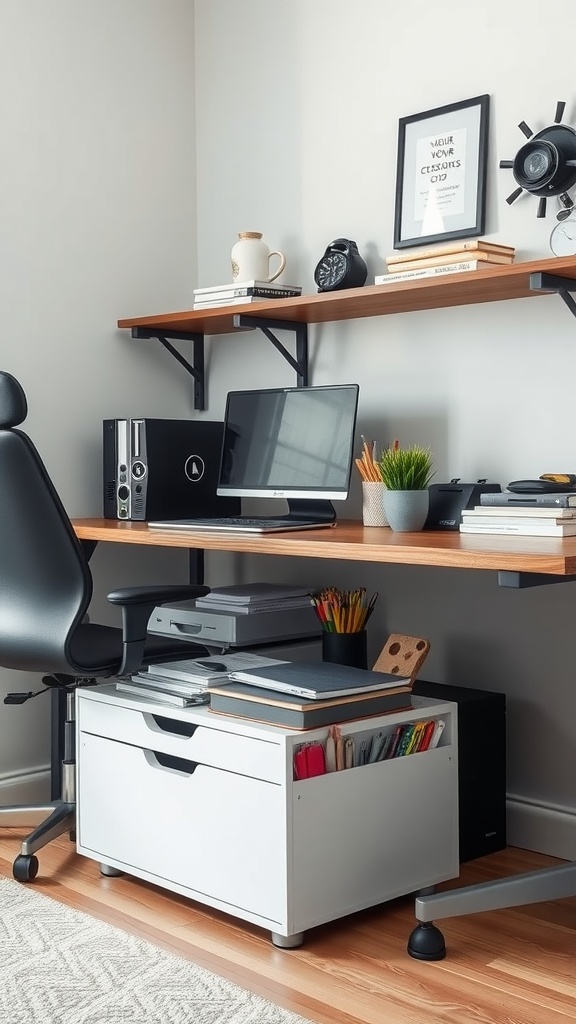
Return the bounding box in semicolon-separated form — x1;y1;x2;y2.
550;215;576;256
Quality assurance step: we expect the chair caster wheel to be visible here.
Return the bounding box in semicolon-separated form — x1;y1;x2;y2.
407;922;446;960
13;854;39;882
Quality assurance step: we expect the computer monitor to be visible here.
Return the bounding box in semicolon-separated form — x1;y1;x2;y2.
217;383;359;526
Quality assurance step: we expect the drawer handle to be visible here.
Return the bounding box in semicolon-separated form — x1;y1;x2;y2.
170;622;203;635
145;750;199;775
145;713;198;738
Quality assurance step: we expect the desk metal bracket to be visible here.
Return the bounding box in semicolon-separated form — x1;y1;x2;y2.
233;315;309;386
498;570;576;588
530;272;576;320
131;328;205;409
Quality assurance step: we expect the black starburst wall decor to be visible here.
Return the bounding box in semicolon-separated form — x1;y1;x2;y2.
499;101;576;218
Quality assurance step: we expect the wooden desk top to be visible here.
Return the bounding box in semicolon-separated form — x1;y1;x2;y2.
71;519;576;576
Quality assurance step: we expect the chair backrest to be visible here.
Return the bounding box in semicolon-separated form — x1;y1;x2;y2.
0;372;93;674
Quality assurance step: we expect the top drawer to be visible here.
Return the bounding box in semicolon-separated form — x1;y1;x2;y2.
77;698;282;784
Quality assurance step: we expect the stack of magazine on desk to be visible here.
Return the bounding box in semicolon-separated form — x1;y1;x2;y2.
459;502;576;537
116;652;289;708
207;661;413;729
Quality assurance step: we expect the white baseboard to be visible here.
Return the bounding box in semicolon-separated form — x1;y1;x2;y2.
0;769;51;806
507;793;576;861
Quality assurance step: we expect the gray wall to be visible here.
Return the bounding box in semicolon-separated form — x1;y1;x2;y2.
0;0;198;802
1;0;575;859
193;0;576;859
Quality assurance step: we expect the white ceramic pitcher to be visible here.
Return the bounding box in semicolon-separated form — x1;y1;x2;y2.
231;232;286;282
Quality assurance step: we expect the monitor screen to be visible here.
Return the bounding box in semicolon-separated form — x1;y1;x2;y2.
217;384;359;507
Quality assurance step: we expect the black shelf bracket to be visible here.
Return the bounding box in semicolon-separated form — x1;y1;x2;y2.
233;315;309;386
530;272;576;320
131;328;205;410
498;570;576;588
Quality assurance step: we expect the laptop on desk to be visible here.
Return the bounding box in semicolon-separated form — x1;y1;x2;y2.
147;516;333;534
150;382;359;535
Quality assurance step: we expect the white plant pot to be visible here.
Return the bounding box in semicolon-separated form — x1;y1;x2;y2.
361;481;389;527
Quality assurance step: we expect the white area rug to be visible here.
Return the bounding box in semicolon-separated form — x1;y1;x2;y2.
0;878;313;1024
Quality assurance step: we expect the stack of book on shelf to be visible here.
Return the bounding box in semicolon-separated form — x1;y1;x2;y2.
193;280;302;309
374;239;515;285
194;582;313;615
208;660;413;729
116;652;290;708
459;500;576;537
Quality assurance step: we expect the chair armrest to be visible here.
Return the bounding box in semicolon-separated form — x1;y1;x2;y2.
107;584;209;607
107;584;209;677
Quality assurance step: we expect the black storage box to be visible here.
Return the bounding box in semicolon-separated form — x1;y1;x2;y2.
425;479;501;530
412;678;507;862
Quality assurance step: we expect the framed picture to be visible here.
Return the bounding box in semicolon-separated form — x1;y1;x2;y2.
393;94;490;249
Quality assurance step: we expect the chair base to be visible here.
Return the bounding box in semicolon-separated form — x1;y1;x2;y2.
0;801;75;879
408;860;576;959
0;691;77;880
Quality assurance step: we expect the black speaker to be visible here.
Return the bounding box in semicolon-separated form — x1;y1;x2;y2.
103;418;240;521
412;679;506;862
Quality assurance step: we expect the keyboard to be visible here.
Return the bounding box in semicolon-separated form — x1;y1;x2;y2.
148;516;332;534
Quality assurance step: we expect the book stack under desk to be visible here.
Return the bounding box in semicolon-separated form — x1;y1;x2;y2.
76;686;459;942
208;660;413;729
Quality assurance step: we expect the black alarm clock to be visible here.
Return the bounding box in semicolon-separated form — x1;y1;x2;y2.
314;238;368;292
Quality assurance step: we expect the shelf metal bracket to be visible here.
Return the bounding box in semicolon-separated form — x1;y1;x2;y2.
530;272;576;320
131;328;205;410
233;315;309;386
498;570;576;588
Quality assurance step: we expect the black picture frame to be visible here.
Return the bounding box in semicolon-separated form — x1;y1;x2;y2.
393;94;490;250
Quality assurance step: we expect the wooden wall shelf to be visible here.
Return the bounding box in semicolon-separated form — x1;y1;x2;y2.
118;255;576;337
117;257;576;406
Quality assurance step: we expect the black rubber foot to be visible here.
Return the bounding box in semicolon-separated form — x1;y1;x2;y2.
407;922;446;960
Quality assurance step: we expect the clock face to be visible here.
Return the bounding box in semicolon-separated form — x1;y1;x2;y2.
550;217;576;256
315;251;347;290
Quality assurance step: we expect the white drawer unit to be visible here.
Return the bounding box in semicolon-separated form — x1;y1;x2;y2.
76;685;459;947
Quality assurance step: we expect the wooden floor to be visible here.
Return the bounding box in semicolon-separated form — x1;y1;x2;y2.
2;829;576;1024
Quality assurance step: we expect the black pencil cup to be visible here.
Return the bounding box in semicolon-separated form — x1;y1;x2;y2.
322;630;368;670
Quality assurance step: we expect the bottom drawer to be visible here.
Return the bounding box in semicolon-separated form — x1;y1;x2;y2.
77;732;286;923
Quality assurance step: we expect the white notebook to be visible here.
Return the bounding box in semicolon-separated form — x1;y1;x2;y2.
228;660;409;701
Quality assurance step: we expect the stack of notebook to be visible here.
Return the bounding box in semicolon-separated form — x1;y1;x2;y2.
193;280;302;309
116;652;289;708
459;504;576;537
208;660;412;729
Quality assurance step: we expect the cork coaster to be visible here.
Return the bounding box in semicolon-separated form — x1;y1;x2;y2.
372;633;430;683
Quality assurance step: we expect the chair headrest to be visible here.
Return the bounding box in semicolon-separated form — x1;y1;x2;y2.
0;372;28;428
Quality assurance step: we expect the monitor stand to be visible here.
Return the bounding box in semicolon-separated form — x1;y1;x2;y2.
285;499;336;526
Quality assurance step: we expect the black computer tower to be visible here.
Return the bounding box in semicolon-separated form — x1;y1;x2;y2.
412;679;507;862
103;418;241;521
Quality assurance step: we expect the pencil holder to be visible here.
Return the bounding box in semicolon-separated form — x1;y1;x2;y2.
362;481;388;527
322;630;368;670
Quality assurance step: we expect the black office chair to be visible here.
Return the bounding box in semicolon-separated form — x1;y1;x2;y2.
0;370;210;882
